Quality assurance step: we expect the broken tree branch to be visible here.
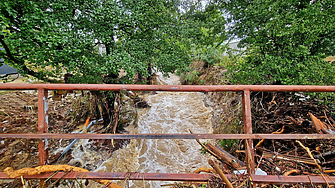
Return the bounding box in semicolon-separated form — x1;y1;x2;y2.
296;140;330;187
4;165;122;188
208;159;234;188
309;113;326;134
193;167;216;174
283;169;301;176
206;143;241;169
255;126;285;148
189;129;221;160
296;140;321;169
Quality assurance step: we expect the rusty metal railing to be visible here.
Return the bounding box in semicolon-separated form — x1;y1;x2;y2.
0;83;335;185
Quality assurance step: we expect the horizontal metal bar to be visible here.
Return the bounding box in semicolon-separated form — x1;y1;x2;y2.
0;172;215;181
2;83;335;92
1;133;335;140
252;175;335;185
1;172;334;185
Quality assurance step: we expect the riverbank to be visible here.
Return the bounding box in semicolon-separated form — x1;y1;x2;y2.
178;59;335;187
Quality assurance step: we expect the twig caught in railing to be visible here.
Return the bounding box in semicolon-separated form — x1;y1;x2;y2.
20;176;26;188
208;159;234;188
255;126;285;148
189;129;220;159
296;140;330;187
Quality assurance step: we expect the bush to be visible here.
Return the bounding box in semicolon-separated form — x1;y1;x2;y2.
229;53;335;85
201;45;223;68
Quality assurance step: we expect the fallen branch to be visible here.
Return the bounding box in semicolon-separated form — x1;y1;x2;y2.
215;144;245;167
4;165;122;188
190;129;242;169
262;150;319;165
296;141;321;169
189;129;220;159
208;159;234;188
309;113;326;134
296;141;330;187
287;116;301;126
54;118;103;162
283;169;301;176
324;169;335;173
255;126;285;148
329;117;335;128
314;150;335;159
206;143;241;169
21;176;26;188
82;117;91;134
193;167;216;174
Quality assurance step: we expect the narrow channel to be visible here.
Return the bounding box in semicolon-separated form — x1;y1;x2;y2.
68;73;213;188
95;73;213;187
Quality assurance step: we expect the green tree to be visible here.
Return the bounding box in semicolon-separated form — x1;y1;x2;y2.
0;0;227;129
0;0;198;83
179;1;227;66
221;0;335;85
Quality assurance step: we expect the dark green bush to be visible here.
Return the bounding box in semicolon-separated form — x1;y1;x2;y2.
229;53;335;85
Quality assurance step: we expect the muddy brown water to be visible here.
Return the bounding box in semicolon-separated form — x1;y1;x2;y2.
64;73;213;188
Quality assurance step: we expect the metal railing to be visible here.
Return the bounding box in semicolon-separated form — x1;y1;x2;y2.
0;83;335;186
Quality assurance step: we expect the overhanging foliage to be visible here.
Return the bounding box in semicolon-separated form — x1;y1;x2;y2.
0;0;226;83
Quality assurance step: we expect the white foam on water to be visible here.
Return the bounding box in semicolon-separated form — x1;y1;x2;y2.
132;91;213;187
66;73;213;188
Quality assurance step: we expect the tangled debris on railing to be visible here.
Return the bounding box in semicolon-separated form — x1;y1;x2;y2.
253;93;335;182
176;92;335;188
0;90;146;187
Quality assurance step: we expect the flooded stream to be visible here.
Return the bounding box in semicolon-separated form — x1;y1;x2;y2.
68;73;213;188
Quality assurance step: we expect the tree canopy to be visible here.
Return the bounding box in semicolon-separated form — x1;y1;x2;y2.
222;0;335;85
0;0;226;83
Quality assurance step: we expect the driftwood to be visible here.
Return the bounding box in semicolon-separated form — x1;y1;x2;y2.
314;150;335;159
296;140;330;187
215;145;245;166
189;129;221;159
296;141;321;169
193;167;216;174
54;118;103;162
255;125;285;148
189;129;241;169
4;165;122;188
208;159;234;188
262;150;320;165
309;112;326;134
206;143;241;169
82;117;90;134
309;112;335;134
324;169;335;173
283;169;301;176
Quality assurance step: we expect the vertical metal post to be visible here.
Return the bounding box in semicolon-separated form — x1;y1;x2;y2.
38;89;48;165
242;90;255;174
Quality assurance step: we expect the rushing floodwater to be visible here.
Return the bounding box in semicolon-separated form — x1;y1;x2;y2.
67;73;213;188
